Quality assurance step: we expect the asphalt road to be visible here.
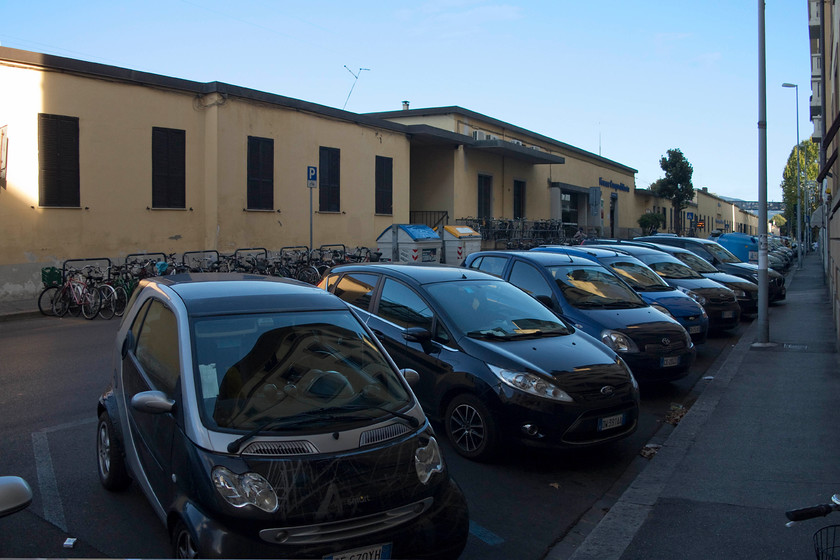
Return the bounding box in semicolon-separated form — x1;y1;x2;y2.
0;314;746;558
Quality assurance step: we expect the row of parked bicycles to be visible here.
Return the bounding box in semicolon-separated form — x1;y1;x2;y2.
36;245;382;320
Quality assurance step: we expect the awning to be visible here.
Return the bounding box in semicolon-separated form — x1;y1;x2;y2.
466;140;566;165
811;204;825;227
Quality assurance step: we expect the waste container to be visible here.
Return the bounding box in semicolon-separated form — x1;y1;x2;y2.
376;224;442;263
439;225;482;265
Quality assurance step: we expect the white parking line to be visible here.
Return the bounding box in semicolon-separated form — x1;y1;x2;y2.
31;418;96;532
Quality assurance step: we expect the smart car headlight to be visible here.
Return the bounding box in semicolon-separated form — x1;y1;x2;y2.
600;330;639;353
415;437;444;485
212;466;279;513
488;365;573;402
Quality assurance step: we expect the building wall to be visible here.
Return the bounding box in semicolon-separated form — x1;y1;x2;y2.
0;54;412;299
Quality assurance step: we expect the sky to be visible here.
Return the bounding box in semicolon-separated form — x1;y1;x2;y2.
1;0;813;203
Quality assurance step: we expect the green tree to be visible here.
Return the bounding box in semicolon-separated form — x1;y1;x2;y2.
780;140;819;235
650;148;694;234
638;212;666;233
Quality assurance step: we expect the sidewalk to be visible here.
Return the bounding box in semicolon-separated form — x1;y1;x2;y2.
0;295;40;321
554;252;840;559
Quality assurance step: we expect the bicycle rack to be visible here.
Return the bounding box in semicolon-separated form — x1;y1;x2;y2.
234;248;269;263
279;246;311;262
124;252;167;266
182;250;220;271
318;244;346;261
62;257;113;281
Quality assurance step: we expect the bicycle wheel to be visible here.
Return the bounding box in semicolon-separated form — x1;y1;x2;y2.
82;286;102;320
296;266;321;285
113;285;129;317
98;285;117;320
53;286;72;317
38;286;60;316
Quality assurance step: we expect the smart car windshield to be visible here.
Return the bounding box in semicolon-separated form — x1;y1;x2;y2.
425;280;571;339
191;310;411;431
548;265;647;308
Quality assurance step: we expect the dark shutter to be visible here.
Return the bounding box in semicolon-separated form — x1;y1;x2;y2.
375;156;393;215
38;114;80;207
513;180;526;219
478;174;493;219
152;127;186;209
247;136;274;210
319;147;340;212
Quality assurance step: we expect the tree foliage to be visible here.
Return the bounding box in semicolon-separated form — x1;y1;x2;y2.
780;140;819;234
650;148;694;233
638;212;666;233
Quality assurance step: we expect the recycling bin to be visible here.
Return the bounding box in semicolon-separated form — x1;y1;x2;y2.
376;224;442;263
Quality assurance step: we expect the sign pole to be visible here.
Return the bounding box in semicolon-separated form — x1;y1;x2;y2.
307;166;317;258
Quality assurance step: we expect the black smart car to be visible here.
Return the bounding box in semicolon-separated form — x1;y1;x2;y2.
319;264;640;462
96;273;468;559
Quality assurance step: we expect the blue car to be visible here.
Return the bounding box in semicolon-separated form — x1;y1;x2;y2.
464;251;696;383
531;245;709;344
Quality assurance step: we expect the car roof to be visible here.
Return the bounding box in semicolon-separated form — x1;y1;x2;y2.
635;235;719;247
326;262;496;285
470;250;597;266
142;273;347;315
533;245;626;259
585;243;669;257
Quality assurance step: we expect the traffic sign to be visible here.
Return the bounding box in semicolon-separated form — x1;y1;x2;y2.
307;166;317;189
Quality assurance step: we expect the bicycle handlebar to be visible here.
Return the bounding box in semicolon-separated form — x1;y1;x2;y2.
785;503;838;522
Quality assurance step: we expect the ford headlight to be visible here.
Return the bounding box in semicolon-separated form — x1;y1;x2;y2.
601;330;639;353
212;466;279;512
678;286;707;306
731;289;746;298
415;437;444;484
488;365;573;402
617;357;638;390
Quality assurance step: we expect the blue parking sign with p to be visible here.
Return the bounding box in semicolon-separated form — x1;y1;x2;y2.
307;166;317;188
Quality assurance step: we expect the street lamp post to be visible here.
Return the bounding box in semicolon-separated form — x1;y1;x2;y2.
782;82;802;269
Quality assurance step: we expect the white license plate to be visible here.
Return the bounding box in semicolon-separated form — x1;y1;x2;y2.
661;356;680;367
689;325;702;334
722;311;735;318
598;413;625;431
325;543;392;560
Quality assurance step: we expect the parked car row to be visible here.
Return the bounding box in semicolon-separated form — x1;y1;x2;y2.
92;234;773;559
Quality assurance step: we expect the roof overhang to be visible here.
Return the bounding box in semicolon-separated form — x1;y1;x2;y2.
466;140;565;165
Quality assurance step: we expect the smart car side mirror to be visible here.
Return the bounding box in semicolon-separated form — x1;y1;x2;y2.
400;368;420;386
131;391;175;415
0;477;32;519
121;331;135;360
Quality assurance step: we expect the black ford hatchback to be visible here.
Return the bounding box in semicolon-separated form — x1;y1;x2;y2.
319;264;640;462
96;274;468;559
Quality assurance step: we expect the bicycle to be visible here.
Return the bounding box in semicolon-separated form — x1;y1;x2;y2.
786;493;840;559
52;267;102;319
37;266;63;316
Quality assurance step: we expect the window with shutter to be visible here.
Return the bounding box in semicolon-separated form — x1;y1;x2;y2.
319;147;340;212
478;174;493;219
375;156;393;215
152;127;186;209
38;114;80;207
247;136;274;210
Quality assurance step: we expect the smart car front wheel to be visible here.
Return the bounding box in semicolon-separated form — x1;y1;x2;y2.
172;520;201;559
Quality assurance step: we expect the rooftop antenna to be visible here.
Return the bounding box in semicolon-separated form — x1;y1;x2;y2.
342;66;370;110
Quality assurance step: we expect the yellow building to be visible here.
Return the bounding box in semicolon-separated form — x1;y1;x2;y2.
0;46;757;302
